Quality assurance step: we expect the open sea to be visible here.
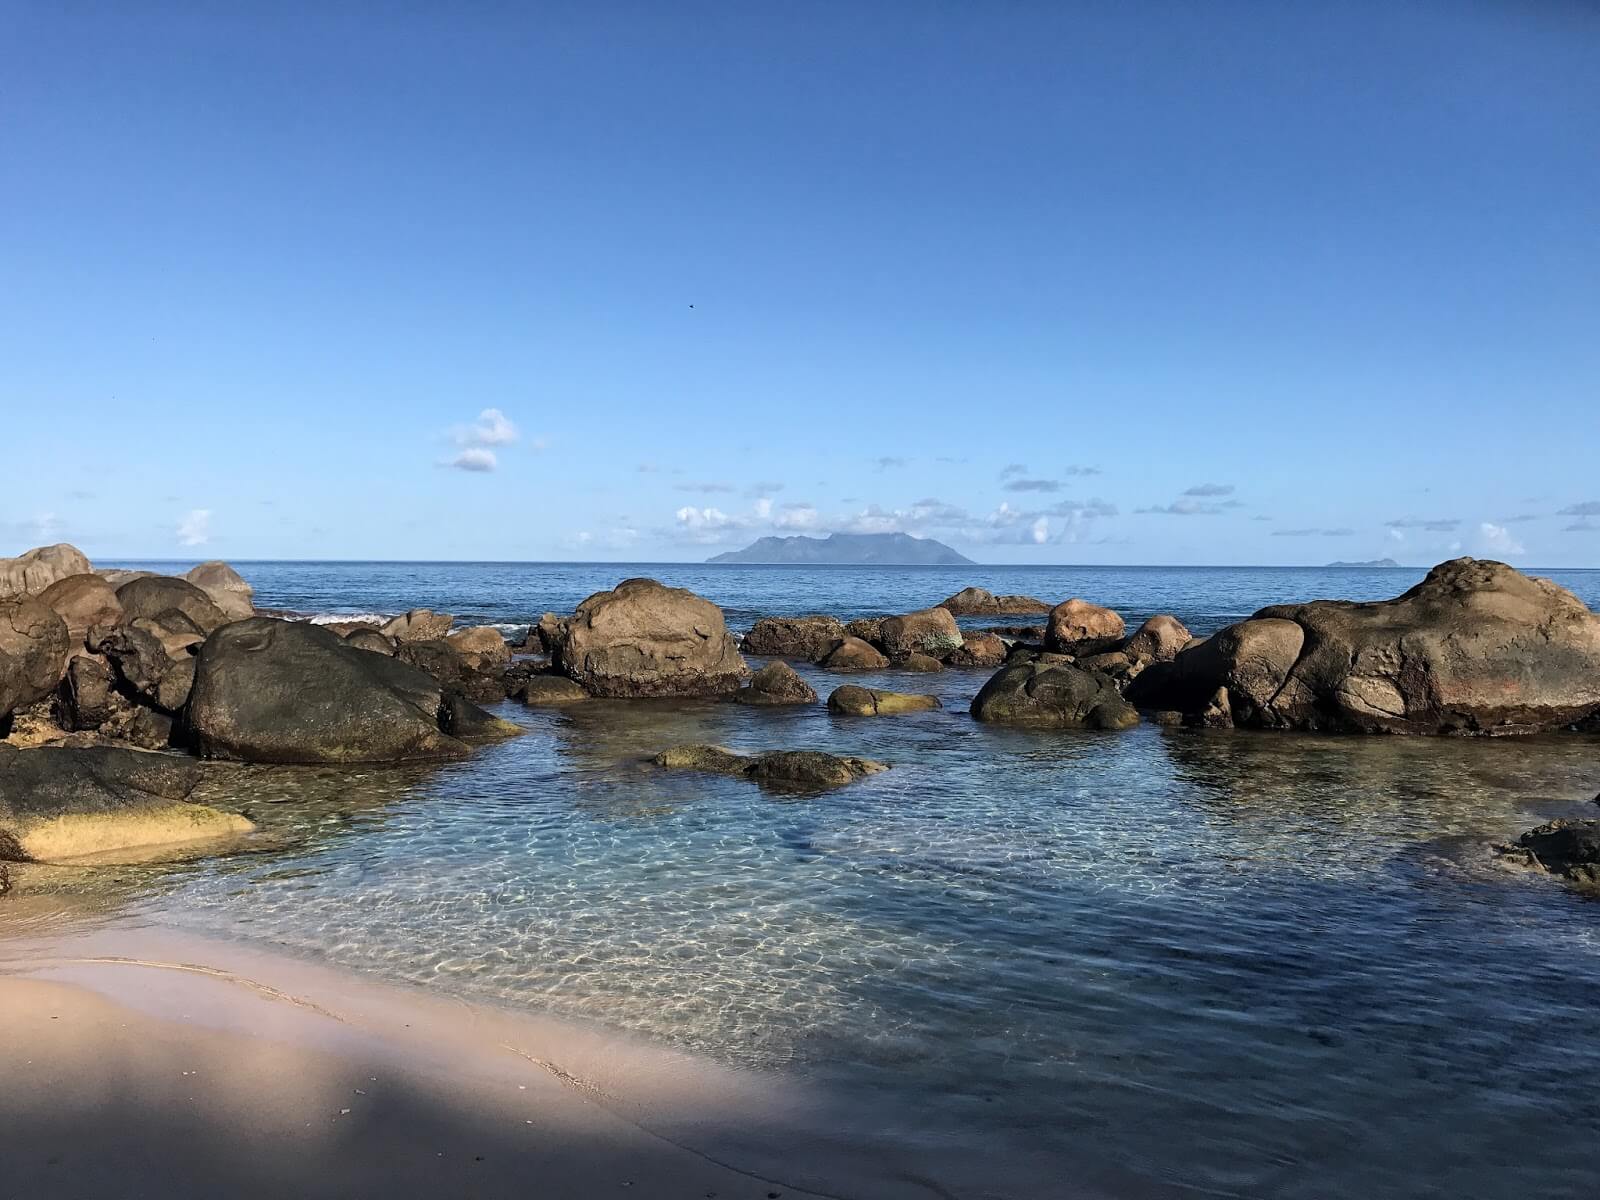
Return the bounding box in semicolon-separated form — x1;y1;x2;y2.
55;562;1600;1197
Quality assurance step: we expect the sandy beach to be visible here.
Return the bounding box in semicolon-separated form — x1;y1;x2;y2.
0;920;852;1200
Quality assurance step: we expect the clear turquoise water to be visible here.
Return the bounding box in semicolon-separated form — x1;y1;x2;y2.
99;563;1600;1197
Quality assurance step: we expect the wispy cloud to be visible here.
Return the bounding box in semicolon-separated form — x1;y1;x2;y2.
999;463;1027;480
177;509;211;546
448;448;498;472
1136;499;1225;516
1063;465;1101;477
452;407;519;448
1563;520;1597;533
1478;522;1525;556
1558;501;1600;517
1183;483;1235;498
1003;478;1062;493
1386;517;1460;532
674;482;737;494
1270;527;1355;537
874;456;909;470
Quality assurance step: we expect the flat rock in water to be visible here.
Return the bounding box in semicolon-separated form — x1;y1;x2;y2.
651;744;887;791
826;685;941;716
970;661;1139;730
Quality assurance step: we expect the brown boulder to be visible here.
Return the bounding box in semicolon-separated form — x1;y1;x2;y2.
37;574;123;646
380;609;455;643
970;661;1139;730
878;607;963;661
732;661;818;706
184;561;255;620
651;744;887;791
116;576;229;634
1;598;71;718
1123;614;1193;664
0;544;93;599
742;615;847;661
1044;599;1125;653
447;625;511;671
551;578;748;698
946;632;1007;669
513;674;590;706
819;636;889;672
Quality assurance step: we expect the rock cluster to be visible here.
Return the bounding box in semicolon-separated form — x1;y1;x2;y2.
1126;558;1600;734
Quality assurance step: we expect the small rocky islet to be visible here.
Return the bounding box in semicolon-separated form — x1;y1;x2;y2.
3;544;1600;891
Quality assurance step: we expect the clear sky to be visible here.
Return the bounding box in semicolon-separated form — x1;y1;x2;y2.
3;1;1597;565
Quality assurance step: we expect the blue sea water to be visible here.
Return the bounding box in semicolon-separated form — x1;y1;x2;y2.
89;562;1600;1198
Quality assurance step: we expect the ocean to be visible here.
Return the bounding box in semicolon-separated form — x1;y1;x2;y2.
73;561;1600;1196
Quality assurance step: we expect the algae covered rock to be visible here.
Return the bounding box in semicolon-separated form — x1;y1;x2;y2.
651;743;887;791
971;661;1139;730
731;661;818;706
826;685;941;716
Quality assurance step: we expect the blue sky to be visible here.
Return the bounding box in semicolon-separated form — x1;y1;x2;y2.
3;1;1597;565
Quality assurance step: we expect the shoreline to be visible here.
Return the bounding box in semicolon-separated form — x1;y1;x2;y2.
0;919;873;1200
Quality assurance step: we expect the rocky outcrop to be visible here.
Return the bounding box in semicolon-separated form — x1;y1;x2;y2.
651;744;887;791
826;685;940;716
878;607;963;661
845;617;886;645
819;637;889;672
184;618;473;764
731;661;818;706
1511;819;1600;888
0;743;249;863
1;598;70;719
94;624;196;715
1044;599;1125;653
184;561;255;621
550;578;748;698
37;574;123;647
742;615;847;661
0;544;92;599
1129;559;1600;734
938;587;1050;616
116;576;229;635
380;609;455;643
970;660;1139;729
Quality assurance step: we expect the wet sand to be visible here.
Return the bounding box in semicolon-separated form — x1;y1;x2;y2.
0;924;854;1200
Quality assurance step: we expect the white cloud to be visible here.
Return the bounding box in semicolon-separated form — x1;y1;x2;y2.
754;497;773;519
177;509;211;547
1478;522;1525;557
773;504;822;531
1030;517;1049;544
449;448;498;472
455;408;519;447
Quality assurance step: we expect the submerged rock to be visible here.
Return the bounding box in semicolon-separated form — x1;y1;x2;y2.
1131;558;1600;735
826;685;941;716
0;744;250;862
551;578;748;698
438;693;524;743
1511;819;1600;889
731;661;818;706
742;615;846;661
513;674;590;706
970;661;1139;730
651;743;887;791
938;587;1050;616
185;617;472;764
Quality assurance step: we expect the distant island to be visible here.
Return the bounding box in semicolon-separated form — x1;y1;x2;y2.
708;531;975;566
1326;558;1402;568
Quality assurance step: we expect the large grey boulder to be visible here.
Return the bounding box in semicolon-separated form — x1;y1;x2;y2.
184;617;473;763
184;561;255;621
1131;558;1600;734
0;544;92;599
971;660;1140;730
1;598;70;718
116;575;229;634
551;578;748;698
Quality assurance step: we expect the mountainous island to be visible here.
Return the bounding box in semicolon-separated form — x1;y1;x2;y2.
708;531;975;566
1326;558;1403;568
